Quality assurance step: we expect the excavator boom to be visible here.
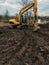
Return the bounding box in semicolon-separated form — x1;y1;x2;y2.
19;3;34;14
18;3;34;24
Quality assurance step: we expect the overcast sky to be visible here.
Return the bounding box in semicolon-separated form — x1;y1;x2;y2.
0;0;49;16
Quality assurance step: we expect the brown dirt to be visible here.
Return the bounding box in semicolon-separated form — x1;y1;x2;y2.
0;23;49;65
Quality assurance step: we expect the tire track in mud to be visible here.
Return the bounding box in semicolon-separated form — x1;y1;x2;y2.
0;28;31;65
0;26;49;65
0;36;25;64
22;29;49;65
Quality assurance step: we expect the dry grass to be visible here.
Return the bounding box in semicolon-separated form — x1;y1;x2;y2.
0;21;10;27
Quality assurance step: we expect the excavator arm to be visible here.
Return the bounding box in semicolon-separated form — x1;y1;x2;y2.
33;0;40;31
34;0;38;23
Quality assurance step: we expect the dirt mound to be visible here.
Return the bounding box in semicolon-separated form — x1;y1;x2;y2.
0;24;49;65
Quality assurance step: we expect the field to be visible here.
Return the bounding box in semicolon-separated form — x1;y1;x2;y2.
0;22;49;65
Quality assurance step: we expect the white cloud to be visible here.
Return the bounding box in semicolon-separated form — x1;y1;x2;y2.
0;0;22;15
0;1;22;9
37;0;49;16
0;0;49;16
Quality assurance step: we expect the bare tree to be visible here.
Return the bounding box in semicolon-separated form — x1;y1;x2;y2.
21;0;28;6
5;10;9;20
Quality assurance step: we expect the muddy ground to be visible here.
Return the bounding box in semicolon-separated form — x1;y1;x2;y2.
0;24;49;65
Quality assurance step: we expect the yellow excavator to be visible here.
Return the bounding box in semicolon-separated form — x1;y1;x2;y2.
9;0;40;31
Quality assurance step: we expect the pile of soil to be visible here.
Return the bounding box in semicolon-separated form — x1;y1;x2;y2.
0;23;49;65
